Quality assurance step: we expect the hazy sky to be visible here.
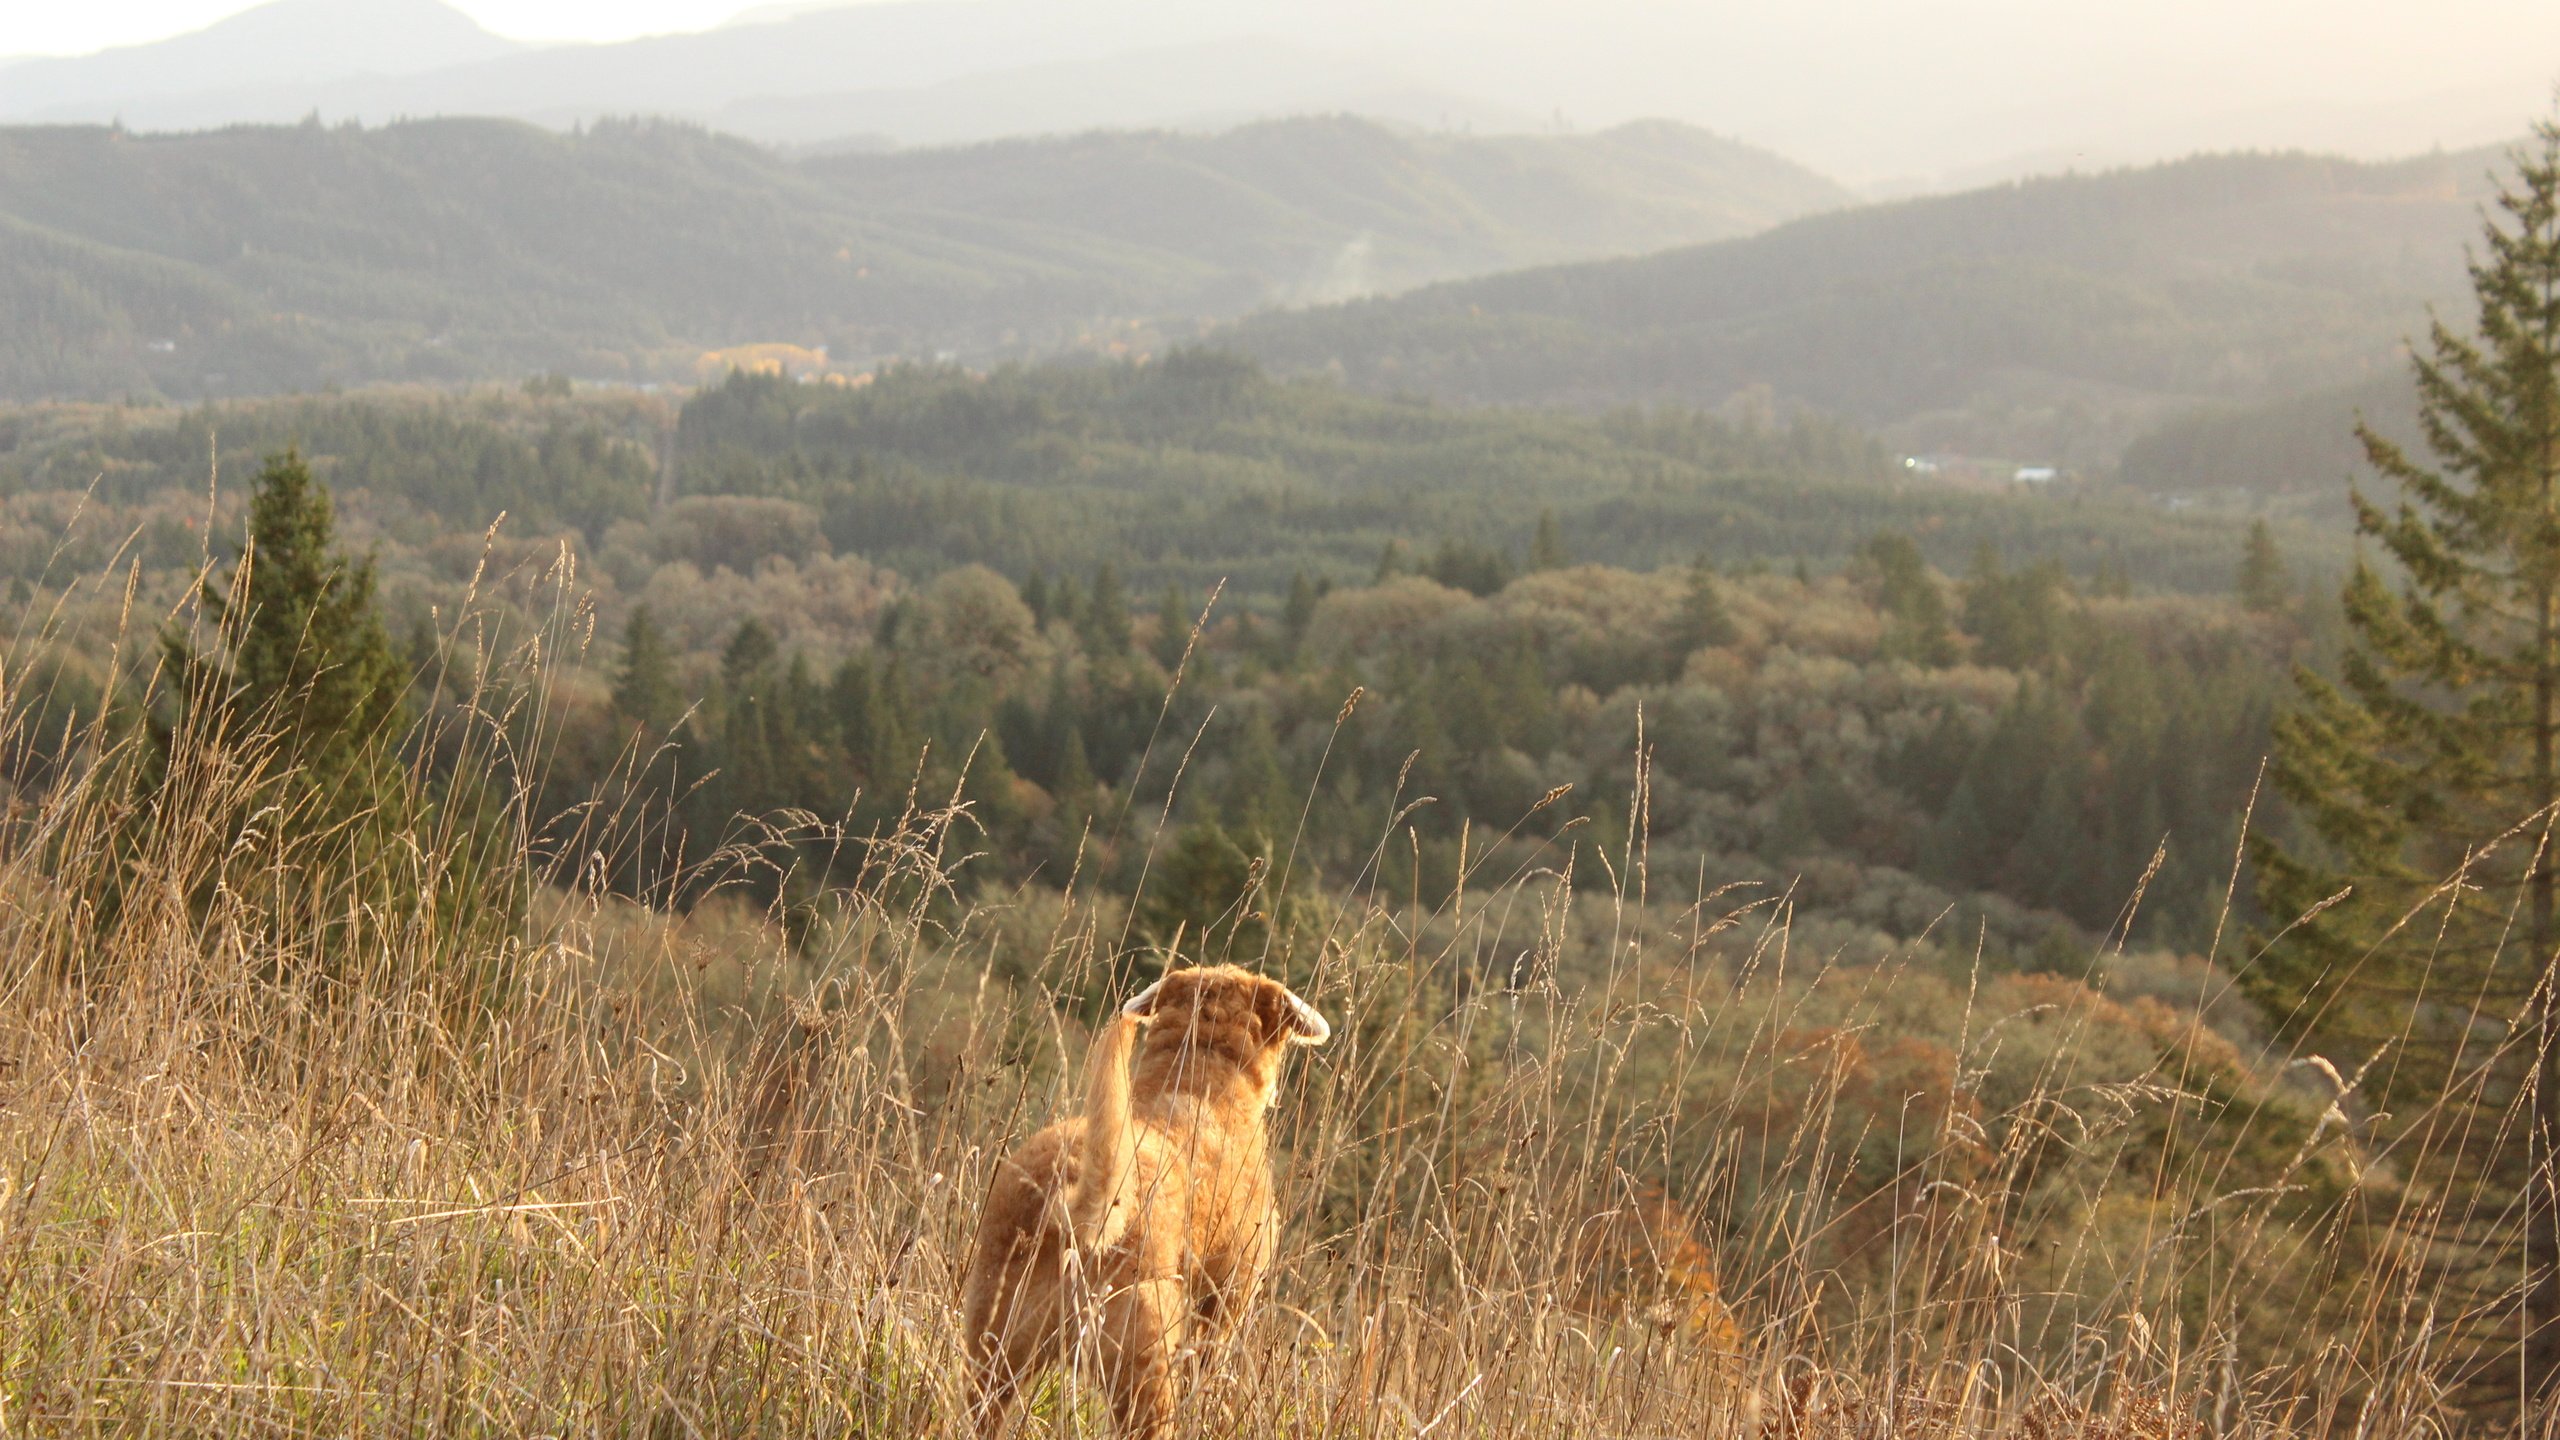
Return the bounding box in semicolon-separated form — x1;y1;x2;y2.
12;0;753;50
15;0;2560;184
27;0;2560;60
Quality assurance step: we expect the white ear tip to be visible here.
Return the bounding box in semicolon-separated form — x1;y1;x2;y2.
1285;991;1330;1045
1120;978;1164;1018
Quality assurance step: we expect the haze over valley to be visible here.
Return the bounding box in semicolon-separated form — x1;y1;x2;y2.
9;0;2555;185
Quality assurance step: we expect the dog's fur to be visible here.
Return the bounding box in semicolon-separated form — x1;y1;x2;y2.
958;964;1329;1437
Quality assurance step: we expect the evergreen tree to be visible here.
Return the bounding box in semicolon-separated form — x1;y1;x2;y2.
1132;820;1307;967
863;659;922;796
1860;532;1957;666
1374;540;1408;583
873;598;912;649
774;652;830;809
1530;509;1570;570
1081;562;1132;657
722;618;778;686
828;654;877;761
400;615;440;688
1281;569;1322;657
2253;121;2560;1411
611;606;683;730
1963;546;2072;670
1152;583;1192;672
1054;723;1098;804
1048;572;1083;635
1668;553;1738;660
1426;538;1511;597
2237;517;2289;613
1923;775;1994;892
1021;568;1053;629
714;619;782;817
1223;711;1293;845
173;450;405;779
151;450;503;969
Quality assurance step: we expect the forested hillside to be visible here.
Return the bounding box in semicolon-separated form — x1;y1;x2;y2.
0;361;2329;599
0;114;1841;401
2115;371;2422;499
1228;147;2494;468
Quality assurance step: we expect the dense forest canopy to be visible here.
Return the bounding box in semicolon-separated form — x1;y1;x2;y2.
0;361;2340;609
0;362;2323;969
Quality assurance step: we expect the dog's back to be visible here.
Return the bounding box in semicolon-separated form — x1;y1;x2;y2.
959;965;1328;1437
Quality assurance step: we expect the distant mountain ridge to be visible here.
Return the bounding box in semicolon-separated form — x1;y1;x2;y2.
1224;146;2501;467
712;39;1542;152
0;0;1466;149
2;0;525;114
0;113;1848;401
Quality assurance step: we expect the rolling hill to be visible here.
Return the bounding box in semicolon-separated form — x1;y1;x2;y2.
0;0;525;118
0;0;1513;149
0;114;1847;401
1223;146;2500;468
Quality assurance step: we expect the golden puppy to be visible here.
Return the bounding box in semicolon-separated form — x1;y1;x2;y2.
958;964;1330;1437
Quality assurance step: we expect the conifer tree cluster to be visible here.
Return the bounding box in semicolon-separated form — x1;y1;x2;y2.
145;449;520;980
2255;119;2560;1412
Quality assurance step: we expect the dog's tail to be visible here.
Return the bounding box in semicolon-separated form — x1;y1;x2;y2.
1065;1011;1140;1254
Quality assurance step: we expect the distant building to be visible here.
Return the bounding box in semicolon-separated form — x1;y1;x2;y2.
2014;465;2060;484
694;342;833;384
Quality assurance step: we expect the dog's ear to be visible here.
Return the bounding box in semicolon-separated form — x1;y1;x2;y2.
1120;977;1167;1020
1278;986;1330;1046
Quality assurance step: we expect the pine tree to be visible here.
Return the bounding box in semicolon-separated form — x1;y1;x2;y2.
611;606;683;730
1964;546;2072;671
174;450;405;777
1223;711;1292;845
1081;562;1131;657
1047;572;1082;635
723;618;778;685
1426;539;1510;597
774;652;830;810
2237;517;2289;613
1055;721;1097;798
1860;532;1957;666
1530;509;1569;570
1281;569;1322;658
1132;820;1307;968
151;450;469;963
1374;540;1408;583
1152;583;1192;672
863;659;922;799
2252;120;2560;1412
1021;568;1053;629
828;654;878;772
716;619;781;817
1668;552;1738;661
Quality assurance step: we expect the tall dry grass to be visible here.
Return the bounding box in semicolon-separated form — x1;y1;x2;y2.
0;545;2522;1438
